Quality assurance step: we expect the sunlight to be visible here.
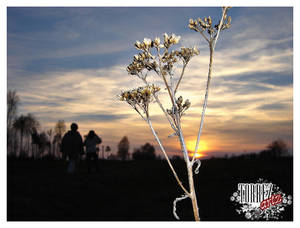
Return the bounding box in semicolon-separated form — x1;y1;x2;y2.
186;139;208;152
186;140;208;158
189;152;203;158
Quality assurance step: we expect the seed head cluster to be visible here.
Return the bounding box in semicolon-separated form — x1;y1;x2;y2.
167;96;191;118
189;12;231;35
120;85;161;116
126;33;199;78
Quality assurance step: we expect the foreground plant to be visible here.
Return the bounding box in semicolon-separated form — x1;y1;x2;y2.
119;7;231;221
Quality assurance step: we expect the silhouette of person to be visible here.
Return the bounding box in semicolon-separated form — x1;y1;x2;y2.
84;130;102;173
61;123;84;174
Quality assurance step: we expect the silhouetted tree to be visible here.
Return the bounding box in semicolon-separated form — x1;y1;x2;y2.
31;128;40;159
37;132;50;158
117;136;129;160
132;143;156;160
260;139;289;157
105;146;111;158
54;120;66;158
7;90;19;129
13;113;39;157
47;129;54;157
7;90;20;156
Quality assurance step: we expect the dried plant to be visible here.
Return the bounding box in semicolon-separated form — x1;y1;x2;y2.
119;7;231;221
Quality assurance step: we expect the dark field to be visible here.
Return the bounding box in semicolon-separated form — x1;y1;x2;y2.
7;157;293;221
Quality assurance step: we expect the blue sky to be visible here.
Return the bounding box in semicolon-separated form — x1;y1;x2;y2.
7;7;293;157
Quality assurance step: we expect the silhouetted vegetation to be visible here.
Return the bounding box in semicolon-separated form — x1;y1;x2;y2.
132;142;156;160
7;156;292;221
7;90;293;221
117;136;130;160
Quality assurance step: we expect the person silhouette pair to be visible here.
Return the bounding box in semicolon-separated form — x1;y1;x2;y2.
61;123;102;174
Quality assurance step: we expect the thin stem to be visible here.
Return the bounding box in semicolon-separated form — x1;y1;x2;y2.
169;72;190;163
198;29;209;43
187;163;200;221
147;118;190;196
174;63;187;94
157;51;177;108
192;44;213;163
141;78;177;132
212;7;228;50
192;8;228;164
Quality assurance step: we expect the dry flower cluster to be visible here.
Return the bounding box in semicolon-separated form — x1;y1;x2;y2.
120;85;160;119
119;7;231;221
127;33;199;79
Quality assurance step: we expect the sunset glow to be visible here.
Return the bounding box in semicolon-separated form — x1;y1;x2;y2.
186;140;208;153
7;7;293;158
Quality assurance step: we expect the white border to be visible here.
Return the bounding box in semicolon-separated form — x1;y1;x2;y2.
1;0;298;227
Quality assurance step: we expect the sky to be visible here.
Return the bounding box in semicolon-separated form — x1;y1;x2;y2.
7;7;293;158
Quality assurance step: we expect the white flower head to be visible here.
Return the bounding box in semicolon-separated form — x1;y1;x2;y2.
170;34;180;44
193;46;199;55
163;33;169;43
143;38;152;47
154;37;160;46
174;35;181;44
135;40;141;49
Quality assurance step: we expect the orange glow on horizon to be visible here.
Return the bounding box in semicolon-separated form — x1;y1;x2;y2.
185;139;209;158
186;139;208;152
189;152;204;158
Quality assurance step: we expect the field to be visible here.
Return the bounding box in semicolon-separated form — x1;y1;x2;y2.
7;157;293;221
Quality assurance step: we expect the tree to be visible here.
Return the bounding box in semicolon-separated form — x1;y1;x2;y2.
54;120;66;158
7;90;19;129
117;136;129;160
265;139;288;157
132;143;156;160
13;113;40;157
7;90;20;156
47;129;54;157
37;132;50;158
31;128;40;159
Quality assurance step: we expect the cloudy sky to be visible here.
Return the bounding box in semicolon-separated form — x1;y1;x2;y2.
7;7;293;158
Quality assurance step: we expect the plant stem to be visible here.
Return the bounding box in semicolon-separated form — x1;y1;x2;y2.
146;118;190;196
193;42;213;163
188;163;200;221
193;7;228;163
174;63;187;94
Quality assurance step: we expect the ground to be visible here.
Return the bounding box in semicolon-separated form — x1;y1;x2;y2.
7;157;293;221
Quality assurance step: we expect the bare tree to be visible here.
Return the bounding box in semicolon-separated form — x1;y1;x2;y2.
54;120;66;158
47;129;54;157
7;90;19;128
7;90;20;156
117;136;129;160
267;139;289;157
13;113;40;157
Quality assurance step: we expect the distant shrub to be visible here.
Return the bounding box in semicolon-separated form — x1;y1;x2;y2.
132;143;156;160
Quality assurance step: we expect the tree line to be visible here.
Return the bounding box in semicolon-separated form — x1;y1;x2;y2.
7;90;157;160
7;90;68;159
8;90;290;161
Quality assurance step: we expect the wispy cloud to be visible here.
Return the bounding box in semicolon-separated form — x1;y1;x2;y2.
7;7;293;157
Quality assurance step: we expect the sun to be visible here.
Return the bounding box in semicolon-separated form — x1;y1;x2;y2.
186;140;208;158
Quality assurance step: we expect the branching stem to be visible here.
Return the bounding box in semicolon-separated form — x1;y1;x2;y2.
192;7;228;164
146;118;190;196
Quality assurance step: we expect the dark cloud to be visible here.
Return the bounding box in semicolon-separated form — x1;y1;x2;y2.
68;113;130;122
257;102;291;111
219;72;293;86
